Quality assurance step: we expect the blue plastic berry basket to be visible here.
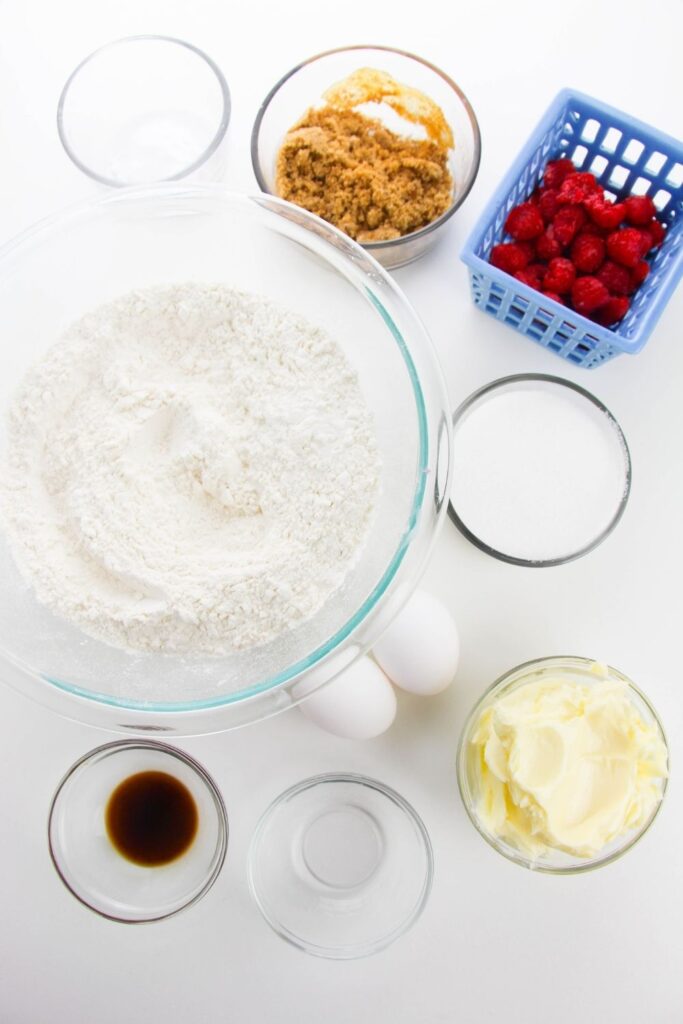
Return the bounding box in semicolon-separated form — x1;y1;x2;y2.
460;88;683;367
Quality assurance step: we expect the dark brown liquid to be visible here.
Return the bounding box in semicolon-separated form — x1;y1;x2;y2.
105;771;198;867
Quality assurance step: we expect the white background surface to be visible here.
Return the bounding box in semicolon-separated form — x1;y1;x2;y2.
1;1;682;1021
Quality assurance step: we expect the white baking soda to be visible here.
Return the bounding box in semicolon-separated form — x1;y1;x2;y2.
450;384;628;562
0;284;379;655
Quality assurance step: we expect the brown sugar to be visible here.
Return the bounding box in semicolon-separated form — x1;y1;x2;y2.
275;69;454;243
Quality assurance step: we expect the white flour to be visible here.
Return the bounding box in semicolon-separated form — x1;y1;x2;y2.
0;284;379;655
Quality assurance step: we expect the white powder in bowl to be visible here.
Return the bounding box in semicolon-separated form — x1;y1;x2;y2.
449;381;629;563
0;284;379;655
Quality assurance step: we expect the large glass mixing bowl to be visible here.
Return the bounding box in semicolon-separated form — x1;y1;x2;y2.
0;187;451;734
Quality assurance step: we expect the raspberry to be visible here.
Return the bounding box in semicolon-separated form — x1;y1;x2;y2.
490;243;531;273
594;296;630;326
505;202;545;241
584;195;626;230
518;240;537;262
543;158;575;190
527;262;547;285
541;291;566;305
538;189;560;223
535;227;563;261
578;220;608;238
557;171;601;204
631;260;650;287
597;260;633;296
624;195;657;226
544;257;576;294
606;228;646;268
570;234;606;273
571;276;610;315
553;206;587;246
646;218;666;248
514;269;541;289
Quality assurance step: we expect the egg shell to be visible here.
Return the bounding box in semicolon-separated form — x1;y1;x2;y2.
299;656;397;739
372;589;459;696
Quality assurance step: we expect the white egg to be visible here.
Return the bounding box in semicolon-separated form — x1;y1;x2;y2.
372;589;459;696
299;656;397;739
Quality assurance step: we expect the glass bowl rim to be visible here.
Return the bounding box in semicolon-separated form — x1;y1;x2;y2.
447;373;632;567
56;34;232;187
47;739;229;923
0;184;443;714
247;771;434;958
456;655;669;875
250;43;482;251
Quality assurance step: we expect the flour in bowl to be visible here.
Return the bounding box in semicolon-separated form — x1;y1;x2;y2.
0;284;379;655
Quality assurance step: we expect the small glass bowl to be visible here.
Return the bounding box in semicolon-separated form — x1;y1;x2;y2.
457;656;669;874
251;45;481;269
448;375;631;567
248;773;433;958
57;35;231;186
48;741;228;922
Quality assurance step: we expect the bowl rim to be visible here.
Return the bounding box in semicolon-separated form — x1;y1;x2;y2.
250;43;482;251
247;771;434;958
56;34;232;187
456;655;669;875
447;373;632;567
47;739;228;922
0;184;450;719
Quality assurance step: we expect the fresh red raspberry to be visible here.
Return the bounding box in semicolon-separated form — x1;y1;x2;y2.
544;257;576;294
584;195;626;230
597;260;633;296
490;242;531;273
535;227;563;261
538;189;560;223
518;240;537;262
571;276;610;315
594;296;631;326
514;269;541;289
570;234;606;273
528;262;548;285
553;206;587;246
557;171;601;205
505;202;545;241
541;291;566;305
631;260;651;287
645;218;666;247
578;220;608;238
624;195;657;226
543;158;575;190
606;228;647;268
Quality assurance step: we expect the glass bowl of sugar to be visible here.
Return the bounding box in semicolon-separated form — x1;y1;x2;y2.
448;374;631;566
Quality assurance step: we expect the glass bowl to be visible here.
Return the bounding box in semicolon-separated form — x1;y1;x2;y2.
457;656;669;874
447;375;632;567
0;186;451;733
48;741;227;922
57;35;231;186
251;45;481;269
248;773;433;958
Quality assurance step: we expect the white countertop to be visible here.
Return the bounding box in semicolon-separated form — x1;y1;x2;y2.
1;1;682;1020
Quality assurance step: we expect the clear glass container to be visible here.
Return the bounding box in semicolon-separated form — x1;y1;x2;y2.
248;773;433;958
48;741;228;922
0;186;451;733
251;45;481;269
457;656;669;874
448;375;631;566
57;35;231;186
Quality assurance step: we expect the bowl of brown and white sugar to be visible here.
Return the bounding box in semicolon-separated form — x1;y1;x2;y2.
251;45;481;269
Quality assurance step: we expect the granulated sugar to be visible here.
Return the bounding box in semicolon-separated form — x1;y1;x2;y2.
450;382;629;563
0;284;379;655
